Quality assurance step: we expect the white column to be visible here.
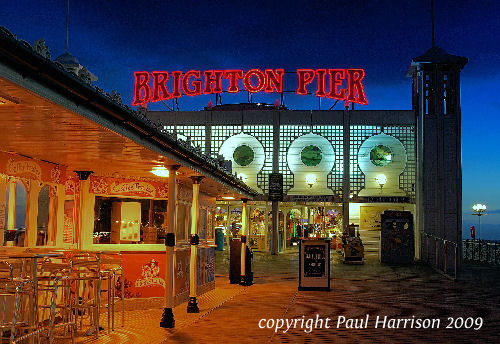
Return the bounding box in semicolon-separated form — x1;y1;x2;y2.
160;165;179;328
187;176;203;313
0;175;7;247
55;184;66;248
7;181;16;231
78;178;94;250
73;171;94;250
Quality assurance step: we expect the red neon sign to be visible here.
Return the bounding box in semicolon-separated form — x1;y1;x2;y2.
132;68;368;106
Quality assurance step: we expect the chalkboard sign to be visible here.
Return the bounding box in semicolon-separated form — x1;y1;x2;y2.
268;173;283;201
303;245;327;277
299;238;331;291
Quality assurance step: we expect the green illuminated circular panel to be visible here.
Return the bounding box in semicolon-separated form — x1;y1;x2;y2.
233;145;255;166
301;145;322;166
370;145;392;166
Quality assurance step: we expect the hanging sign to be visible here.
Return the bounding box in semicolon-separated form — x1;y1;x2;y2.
268;173;283;201
133;68;368;106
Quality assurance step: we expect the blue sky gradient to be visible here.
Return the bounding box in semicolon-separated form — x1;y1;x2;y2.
1;0;499;238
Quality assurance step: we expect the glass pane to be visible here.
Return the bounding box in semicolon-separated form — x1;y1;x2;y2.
176;204;187;241
370;145;392;166
301;145;322;166
94;196;153;244
199;208;207;240
152;200;167;243
9;181;27;247
207;210;214;239
36;185;50;246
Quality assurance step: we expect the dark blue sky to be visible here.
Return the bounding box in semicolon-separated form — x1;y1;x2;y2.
1;0;499;237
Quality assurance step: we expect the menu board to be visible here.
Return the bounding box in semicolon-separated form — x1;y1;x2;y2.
304;245;327;277
299;239;330;290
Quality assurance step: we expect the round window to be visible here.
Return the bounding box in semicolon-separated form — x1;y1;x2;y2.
233;145;255;166
301;145;322;166
370;145;392;166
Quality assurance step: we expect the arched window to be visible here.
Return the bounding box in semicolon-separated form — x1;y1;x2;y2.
3;180;28;247
37;184;57;246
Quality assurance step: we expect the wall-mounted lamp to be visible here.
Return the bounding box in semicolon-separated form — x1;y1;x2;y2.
151;166;169;177
375;174;387;194
306;174;317;189
239;173;248;183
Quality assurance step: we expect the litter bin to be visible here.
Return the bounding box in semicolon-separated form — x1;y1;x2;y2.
229;238;253;285
215;228;224;251
298;238;331;291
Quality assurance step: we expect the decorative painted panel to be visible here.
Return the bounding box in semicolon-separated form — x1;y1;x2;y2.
287;133;335;195
358;133;407;196
219;133;265;191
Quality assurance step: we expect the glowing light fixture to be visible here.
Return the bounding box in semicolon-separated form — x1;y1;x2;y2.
472;203;486;213
472;203;487;240
375;174;387;194
239;173;248;183
306;174;317;188
222;196;236;200
151;166;169;177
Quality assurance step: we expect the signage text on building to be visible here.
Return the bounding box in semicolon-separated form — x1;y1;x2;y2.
132;68;367;106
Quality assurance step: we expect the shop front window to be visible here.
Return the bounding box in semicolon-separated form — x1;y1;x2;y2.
286;209;301;247
93;196;167;244
207;209;214;240
229;208;242;237
36;185;50;246
215;207;227;236
177;203;189;242
249;207;266;250
4;181;27;247
199;208;207;240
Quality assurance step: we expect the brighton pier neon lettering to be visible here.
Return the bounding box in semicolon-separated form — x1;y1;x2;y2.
132;69;368;106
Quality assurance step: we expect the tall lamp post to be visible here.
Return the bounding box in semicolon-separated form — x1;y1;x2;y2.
472;203;487;241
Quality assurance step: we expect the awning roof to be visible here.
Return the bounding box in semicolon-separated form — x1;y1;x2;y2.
0;26;258;200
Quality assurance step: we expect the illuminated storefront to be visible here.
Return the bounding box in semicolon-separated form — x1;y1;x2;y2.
0;26;257;321
146;46;467;266
146;109;416;257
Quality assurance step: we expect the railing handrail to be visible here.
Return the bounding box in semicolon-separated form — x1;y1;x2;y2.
462;239;499;266
422;233;458;280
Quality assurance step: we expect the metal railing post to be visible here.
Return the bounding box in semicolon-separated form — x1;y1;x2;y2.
479;240;482;263
487;242;490;264
426;235;429;263
435;238;438;269
444;241;447;275
493;243;498;265
454;244;457;280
